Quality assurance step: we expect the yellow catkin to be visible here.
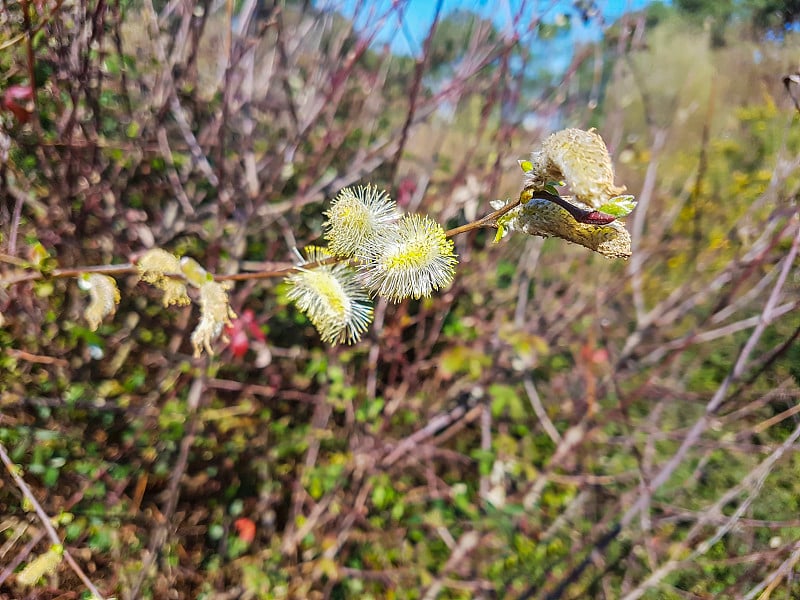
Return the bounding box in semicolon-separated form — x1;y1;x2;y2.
286;246;373;345
324;185;398;258
137;248;190;307
529;128;626;209
362;215;457;302
180;257;212;288
191;280;236;356
81;274;121;330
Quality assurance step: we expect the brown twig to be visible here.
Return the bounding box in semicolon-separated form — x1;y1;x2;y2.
127;375;205;599
20;0;38;119
388;0;443;184
5;348;70;367
0;263;138;285
444;197;522;237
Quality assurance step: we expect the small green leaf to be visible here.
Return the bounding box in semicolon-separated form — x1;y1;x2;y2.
598;195;637;217
126;121;140;138
544;184;561;196
518;159;533;173
372;485;387;509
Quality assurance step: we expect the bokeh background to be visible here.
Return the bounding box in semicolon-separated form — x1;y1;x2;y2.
2;0;800;598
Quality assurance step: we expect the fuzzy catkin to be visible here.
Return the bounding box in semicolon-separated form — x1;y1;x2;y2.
527;128;627;209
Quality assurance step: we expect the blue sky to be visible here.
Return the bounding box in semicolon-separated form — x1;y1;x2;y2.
314;0;660;57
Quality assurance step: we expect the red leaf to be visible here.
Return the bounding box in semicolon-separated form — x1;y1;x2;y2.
247;322;266;343
241;310;265;341
225;309;266;356
3;85;34;124
228;329;249;359
234;517;256;543
591;348;609;364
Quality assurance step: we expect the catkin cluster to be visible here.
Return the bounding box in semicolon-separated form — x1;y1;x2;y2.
74;128;633;349
77;249;236;357
285;185;458;344
499;128;635;259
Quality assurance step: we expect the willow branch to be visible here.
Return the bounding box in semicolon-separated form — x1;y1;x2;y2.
0;263;138;285
445;197;522;237
0;190;617;287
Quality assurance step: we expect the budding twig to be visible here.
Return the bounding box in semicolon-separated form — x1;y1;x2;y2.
444;197;523;238
444;188;616;238
0;190;615;289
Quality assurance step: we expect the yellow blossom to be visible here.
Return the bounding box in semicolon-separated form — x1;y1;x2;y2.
137;248;190;307
323;185;399;258
79;273;121;330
